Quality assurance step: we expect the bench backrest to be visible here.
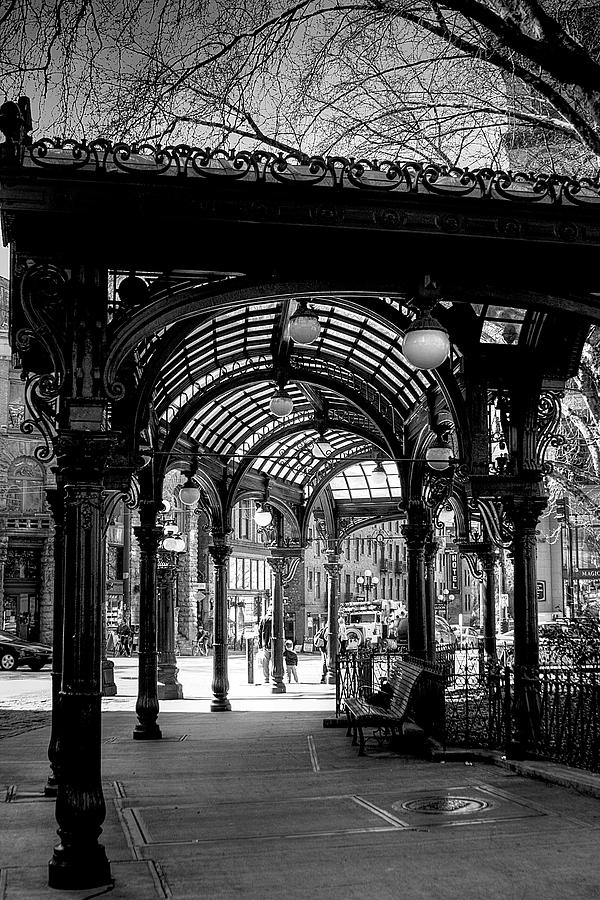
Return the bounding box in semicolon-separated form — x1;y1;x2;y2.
387;661;423;717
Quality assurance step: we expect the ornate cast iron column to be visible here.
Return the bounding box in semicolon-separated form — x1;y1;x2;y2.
157;551;183;700
481;546;498;661
266;555;287;694
402;506;429;660
506;495;546;757
133;500;163;740
48;433;114;891
209;537;231;711
424;537;438;662
324;552;342;684
267;550;301;694
44;486;64;798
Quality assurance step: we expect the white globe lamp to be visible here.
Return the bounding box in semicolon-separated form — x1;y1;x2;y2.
426;446;453;471
288;300;321;345
254;505;273;527
402;314;450;369
179;476;200;506
269;388;294;418
369;459;388;488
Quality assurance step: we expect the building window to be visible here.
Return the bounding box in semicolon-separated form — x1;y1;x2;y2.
316;572;321;599
6;457;45;513
345;574;351;600
307;570;313;591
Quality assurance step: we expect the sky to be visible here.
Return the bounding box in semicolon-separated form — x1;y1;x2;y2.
0;244;8;279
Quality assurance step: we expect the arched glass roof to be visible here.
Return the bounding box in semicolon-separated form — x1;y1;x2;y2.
133;286;456;506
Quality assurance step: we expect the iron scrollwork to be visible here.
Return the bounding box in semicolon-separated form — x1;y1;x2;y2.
536;390;565;474
20;140;600;209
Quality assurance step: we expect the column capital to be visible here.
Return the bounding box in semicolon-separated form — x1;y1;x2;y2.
267;553;300;583
504;496;547;533
401;521;429;550
55;430;117;482
323;560;342;578
208;543;232;567
133;523;163;555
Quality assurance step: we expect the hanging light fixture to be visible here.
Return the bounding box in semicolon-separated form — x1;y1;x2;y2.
402;311;450;369
162;532;186;552
269;386;294;418
369;457;388;488
179;475;201;506
254;504;273;527
288;299;321;345
426;445;454;471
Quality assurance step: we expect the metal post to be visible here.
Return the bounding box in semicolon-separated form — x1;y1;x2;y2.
209;536;232;711
157;552;183;699
133;501;163;740
246;636;254;683
324;552;341;684
48;433;114;890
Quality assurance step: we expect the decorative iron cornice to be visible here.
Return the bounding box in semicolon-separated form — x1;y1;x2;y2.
12;141;600;210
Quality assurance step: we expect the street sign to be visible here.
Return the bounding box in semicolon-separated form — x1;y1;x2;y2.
573;568;600;580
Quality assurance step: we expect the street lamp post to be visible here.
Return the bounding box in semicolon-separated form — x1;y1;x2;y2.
356;568;379;602
436;589;455;621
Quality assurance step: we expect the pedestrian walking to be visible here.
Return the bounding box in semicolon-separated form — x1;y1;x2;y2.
314;622;328;683
338;615;348;654
258;605;273;684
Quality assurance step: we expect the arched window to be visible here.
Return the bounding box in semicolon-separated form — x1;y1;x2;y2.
7;457;45;513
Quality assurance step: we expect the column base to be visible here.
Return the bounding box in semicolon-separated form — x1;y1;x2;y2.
271;683;286;694
158;680;184;700
210;698;232;711
48;842;112;890
326;674;336;685
132;722;162;740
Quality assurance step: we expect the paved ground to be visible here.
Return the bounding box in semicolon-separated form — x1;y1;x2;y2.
3;654;600;898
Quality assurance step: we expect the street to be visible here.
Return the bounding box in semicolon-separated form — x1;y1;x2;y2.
0;651;335;718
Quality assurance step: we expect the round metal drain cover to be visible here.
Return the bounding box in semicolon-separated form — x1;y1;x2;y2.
395;796;489;815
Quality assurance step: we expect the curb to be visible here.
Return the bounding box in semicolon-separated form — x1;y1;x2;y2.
430;745;600;800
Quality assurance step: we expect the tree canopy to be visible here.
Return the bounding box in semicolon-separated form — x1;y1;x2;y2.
0;0;599;171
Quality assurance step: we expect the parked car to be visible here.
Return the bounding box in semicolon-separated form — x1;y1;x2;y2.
393;615;457;649
0;630;52;671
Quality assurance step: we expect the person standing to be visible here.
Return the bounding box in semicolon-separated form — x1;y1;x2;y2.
314;621;328;683
258;605;273;684
284;640;299;683
338;615;348;654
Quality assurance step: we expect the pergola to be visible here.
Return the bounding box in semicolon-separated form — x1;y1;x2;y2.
1;97;599;889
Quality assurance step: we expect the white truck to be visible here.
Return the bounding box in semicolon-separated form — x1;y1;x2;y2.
340;601;384;649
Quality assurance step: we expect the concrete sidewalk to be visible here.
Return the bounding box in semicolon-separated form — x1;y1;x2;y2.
3;657;600;898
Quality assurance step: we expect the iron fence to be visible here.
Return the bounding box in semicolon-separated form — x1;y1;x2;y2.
533;666;600;772
336;646;600;774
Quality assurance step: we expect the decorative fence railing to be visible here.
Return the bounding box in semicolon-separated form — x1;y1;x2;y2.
336;646;600;774
533;666;600;772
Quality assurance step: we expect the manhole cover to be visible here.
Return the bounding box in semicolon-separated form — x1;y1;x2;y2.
395;796;489;814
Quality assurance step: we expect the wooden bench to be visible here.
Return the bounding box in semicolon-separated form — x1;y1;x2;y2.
344;659;424;756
